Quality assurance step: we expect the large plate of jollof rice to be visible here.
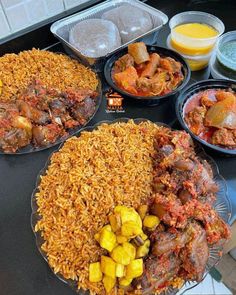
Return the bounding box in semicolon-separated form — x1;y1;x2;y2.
31;118;231;295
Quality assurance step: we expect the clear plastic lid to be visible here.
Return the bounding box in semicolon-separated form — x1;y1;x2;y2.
169;11;224;50
69;19;121;58
217;31;236;71
102;4;153;44
210;51;236;81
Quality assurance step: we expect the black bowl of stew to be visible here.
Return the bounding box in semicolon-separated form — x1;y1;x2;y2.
176;79;236;156
104;45;190;106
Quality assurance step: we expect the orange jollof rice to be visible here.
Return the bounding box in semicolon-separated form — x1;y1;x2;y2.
0;48;98;101
35;120;162;294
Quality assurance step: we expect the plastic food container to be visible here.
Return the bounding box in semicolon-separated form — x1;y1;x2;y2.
167;34;212;71
101;4;153;44
176;79;236;156
217;31;236;71
69;19;121;58
210;52;236;81
51;0;168;71
169;11;224;56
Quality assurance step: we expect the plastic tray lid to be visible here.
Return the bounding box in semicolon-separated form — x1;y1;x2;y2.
50;0;168;58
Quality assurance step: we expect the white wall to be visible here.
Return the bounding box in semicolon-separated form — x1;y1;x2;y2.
0;0;91;39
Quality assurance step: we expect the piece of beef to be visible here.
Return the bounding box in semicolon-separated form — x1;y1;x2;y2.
114;54;135;73
71;97;95;125
159;57;182;73
151;229;189;257
185;106;207;136
0;128;30;153
180;222;209;282
17;100;50;125
32;123;66;146
49;98;79;129
133;254;181;295
212;128;236;147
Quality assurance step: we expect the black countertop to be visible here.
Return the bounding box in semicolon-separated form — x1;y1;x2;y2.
0;1;236;295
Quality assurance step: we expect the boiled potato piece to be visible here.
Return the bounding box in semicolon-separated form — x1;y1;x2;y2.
137;205;148;220
121;221;142;237
103;275;116;293
111;245;131;265
123;242;136;260
119;277;132;287
116;263;125;278
121;208;142;228
99;228;116;252
143;215;160;229
116;235;128;244
101;256;116;278
136;240;150;258
89;262;103;282
126;259;143;279
109;213;121;232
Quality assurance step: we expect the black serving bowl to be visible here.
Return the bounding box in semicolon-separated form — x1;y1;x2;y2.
104;45;190;106
176;79;236;156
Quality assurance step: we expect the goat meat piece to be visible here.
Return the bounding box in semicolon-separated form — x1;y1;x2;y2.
141;53;160;78
215;90;236;102
151;229;189;257
151;193;187;228
49;98;67;115
71;97;95;125
183;200;231;245
49;98;79;129
133;254;181;294
201;93;216;108
0;128;30;152
114;54;134;73
180;222;209;282
64;89;97;105
185;106;207;135
32;124;66;146
17;100;50;125
178;189;192;204
212;128;236;147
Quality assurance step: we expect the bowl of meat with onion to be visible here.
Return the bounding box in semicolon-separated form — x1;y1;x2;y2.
104;42;190;106
176;79;236;156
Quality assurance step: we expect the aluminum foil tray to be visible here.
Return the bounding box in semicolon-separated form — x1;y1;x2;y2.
50;0;168;71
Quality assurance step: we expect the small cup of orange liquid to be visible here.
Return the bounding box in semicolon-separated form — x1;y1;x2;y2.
168;11;224;71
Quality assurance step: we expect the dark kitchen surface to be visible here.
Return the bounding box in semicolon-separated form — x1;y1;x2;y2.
0;1;236;295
